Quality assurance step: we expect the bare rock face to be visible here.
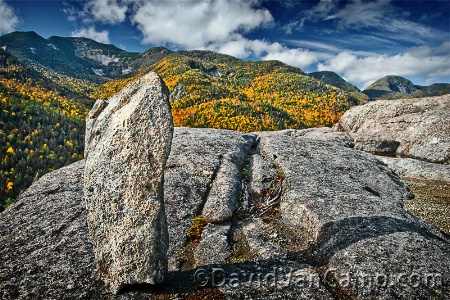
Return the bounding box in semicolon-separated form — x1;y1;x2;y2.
377;156;450;181
258;127;355;148
0;161;106;300
249;154;277;195
258;130;449;298
334;95;450;163
83;72;173;293
240;218;282;259
1;128;449;299
258;133;413;240
194;223;231;266
164;127;255;269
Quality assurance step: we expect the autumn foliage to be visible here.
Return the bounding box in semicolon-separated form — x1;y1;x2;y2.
1;48;357;209
0;50;89;208
97;52;353;132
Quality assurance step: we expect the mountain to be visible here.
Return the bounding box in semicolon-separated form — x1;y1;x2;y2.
309;71;369;103
363;75;450;100
309;71;359;93
0;31;172;82
97;50;357;132
0;31;359;209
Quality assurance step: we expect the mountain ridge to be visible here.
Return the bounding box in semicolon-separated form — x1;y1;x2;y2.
2;31;448;100
0;31;142;82
309;71;369;103
309;71;360;93
363;75;450;100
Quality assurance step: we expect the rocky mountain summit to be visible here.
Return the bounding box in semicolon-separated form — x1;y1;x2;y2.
0;31;174;83
1;77;449;299
363;75;450;100
309;71;369;103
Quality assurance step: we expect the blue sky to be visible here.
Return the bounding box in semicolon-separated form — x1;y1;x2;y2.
1;0;449;89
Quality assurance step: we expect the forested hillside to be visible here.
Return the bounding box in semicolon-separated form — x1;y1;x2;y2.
0;49;92;209
98;51;358;132
1;33;361;209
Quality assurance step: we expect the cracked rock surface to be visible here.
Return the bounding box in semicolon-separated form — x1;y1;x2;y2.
164;127;255;270
1;128;449;299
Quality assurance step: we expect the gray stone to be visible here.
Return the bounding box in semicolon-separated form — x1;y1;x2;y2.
258;133;413;239
84;72;173;293
0;161;107;300
164;127;255;269
376;156;450;181
354;137;400;152
199;131;255;223
194;223;231;266
1;127;449;299
321;230;450;299
334;94;450;163
240;218;281;259
249;154;277;195
257;127;355;148
202;159;242;223
258;131;450;298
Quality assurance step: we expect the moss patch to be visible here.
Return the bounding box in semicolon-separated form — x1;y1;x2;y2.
174;215;209;271
187;215;208;243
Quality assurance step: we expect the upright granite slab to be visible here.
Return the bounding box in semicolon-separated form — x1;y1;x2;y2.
83;72;173;293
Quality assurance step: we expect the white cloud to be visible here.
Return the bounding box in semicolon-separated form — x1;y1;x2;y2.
84;0;127;24
263;47;318;69
325;0;394;29
0;0;20;35
131;0;273;49
71;27;110;44
209;38;252;58
284;39;341;53
70;0;322;70
318;44;450;88
206;38;318;69
436;41;450;54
